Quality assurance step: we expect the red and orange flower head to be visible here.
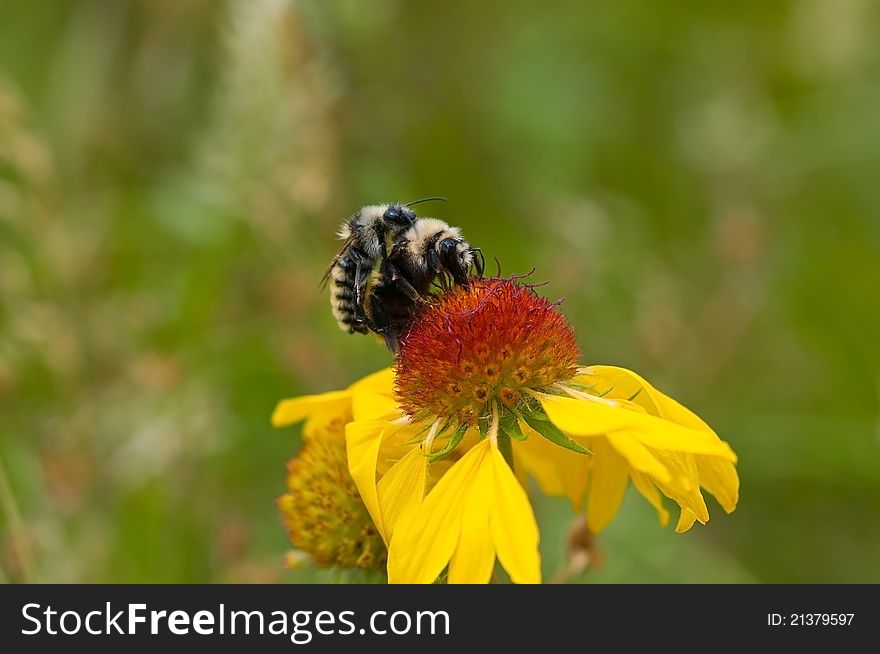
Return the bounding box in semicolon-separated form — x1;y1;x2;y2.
396;278;580;428
273;276;739;584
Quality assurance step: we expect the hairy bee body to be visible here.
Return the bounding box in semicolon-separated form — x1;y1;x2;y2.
366;218;484;352
323;204;418;335
327;254;369;335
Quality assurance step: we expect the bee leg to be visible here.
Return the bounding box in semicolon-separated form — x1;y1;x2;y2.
395;276;426;304
365;294;400;353
351;249;374;324
384;332;401;355
386;261;425;304
373;302;399;353
362;299;383;335
426;248;443;274
471;248;485;278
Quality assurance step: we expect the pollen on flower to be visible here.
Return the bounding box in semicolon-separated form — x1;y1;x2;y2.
395;277;580;427
277;437;386;571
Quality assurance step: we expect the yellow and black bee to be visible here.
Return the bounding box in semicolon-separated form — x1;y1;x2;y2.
366;218;484;353
322;199;441;335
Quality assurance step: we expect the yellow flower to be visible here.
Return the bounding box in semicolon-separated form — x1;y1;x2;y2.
272;367;396;438
532;365;739;533
273;278;739;583
273;370;395;571
277;434;386;570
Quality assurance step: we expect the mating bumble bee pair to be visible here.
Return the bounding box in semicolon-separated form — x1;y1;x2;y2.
322;198;484;353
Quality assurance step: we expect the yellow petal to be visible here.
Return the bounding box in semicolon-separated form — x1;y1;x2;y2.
513;450;529;490
539;394;736;461
651;451;709;524
587;365;713;430
605;432;672;483
631;428;735;461
489;441;541;584
696;455;739;513
302;419;343;440
583;366;739;464
352;391;400;421
387;440;488;584
515;424;590;508
271;390;351;428
375;421;424;476
630;472;670;527
570;368;739;531
345;420;388;542
675;508;698;533
448;449;496;584
348;367;396;395
539;393;652;436
515;436;564;496
377;448;428;542
585;439;629;533
572;367;646;405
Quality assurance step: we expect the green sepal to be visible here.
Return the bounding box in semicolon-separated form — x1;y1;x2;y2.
521;410;593;456
478;413;489;439
499;409;527;441
496;431;515;472
427;425;468;462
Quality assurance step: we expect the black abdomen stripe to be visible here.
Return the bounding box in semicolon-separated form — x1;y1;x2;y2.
330;251;370;331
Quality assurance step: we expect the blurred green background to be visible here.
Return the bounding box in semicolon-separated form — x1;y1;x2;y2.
1;0;878;583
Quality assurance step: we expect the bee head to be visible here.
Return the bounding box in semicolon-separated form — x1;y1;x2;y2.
438;237;471;286
383;204;417;229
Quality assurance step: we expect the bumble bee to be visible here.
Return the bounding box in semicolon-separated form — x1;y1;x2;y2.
322;198;443;335
365;218;485;353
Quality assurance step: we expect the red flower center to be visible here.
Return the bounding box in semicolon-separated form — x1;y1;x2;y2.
395;278;580;427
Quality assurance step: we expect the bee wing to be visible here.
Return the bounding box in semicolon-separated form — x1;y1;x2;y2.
319;233;356;289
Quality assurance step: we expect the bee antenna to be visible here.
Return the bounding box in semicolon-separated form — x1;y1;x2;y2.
404;196;448;207
493;256;502;277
